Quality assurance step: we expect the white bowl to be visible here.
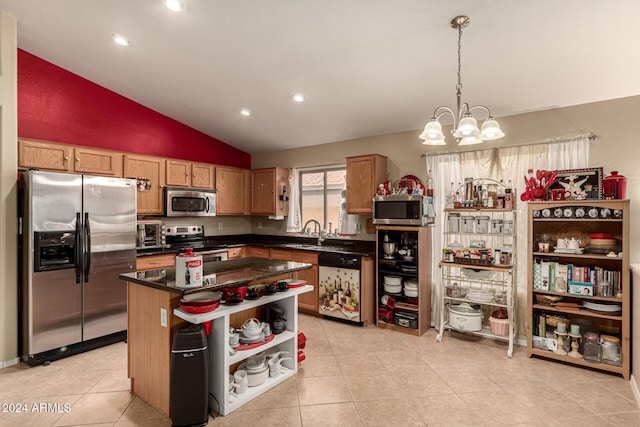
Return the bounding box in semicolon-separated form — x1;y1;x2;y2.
403;280;418;290
239;363;269;387
384;283;402;294
403;287;419;298
384;275;402;286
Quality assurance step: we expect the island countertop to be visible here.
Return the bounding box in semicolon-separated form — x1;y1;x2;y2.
119;257;312;295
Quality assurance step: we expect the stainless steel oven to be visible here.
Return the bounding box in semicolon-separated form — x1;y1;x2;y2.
165;187;216;217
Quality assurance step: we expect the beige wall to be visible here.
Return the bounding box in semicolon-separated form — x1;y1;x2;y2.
252;95;640;387
0;12;18;366
252;95;640;259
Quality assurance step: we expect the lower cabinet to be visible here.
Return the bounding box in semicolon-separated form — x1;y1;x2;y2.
127;284;185;417
246;246;270;259
293;251;319;314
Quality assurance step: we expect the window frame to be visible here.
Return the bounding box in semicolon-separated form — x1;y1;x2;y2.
298;165;346;230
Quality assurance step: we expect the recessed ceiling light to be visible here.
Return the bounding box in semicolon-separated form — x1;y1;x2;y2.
240;108;251;117
111;34;131;46
163;0;184;12
292;94;305;103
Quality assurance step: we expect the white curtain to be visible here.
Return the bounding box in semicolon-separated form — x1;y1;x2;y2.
338;179;358;235
286;168;302;233
426;135;590;332
424;153;460;327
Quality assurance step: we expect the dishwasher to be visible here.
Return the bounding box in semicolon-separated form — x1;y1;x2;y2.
318;252;362;323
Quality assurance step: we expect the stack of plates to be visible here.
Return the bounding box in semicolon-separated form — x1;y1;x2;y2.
400;265;417;273
583;301;622;313
466;290;494;302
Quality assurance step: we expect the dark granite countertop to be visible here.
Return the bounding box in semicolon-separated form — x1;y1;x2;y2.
120;257;312;295
137;234;375;257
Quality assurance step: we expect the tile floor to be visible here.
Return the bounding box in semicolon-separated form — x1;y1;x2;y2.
1;314;638;426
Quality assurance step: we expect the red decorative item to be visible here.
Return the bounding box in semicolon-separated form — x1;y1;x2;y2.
603;171;627;199
297;331;307;350
520;169;558;201
298;350;306;363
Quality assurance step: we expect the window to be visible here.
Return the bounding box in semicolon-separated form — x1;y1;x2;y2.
299;167;346;234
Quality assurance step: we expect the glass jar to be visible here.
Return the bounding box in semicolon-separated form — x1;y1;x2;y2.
476;216;490;234
448;213;460;233
601;335;622;366
500;244;512;265
461;216;475;233
583;332;601;363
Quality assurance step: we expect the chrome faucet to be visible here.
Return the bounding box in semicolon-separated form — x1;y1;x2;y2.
302;219;326;245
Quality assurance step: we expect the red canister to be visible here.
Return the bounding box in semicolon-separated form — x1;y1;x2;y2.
603;171;627;199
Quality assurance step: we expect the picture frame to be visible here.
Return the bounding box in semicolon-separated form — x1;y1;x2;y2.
548;167;603;200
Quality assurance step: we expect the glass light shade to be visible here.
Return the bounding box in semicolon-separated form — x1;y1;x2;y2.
458;134;483;146
419;120;445;142
452;116;478;138
480;119;505;140
422;137;446;146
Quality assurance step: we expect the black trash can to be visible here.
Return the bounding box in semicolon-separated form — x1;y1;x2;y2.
170;324;209;427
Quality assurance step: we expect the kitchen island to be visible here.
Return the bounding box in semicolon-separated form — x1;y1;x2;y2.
120;258;312;417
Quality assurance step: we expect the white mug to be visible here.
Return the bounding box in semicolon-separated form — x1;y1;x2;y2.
556;239;566;249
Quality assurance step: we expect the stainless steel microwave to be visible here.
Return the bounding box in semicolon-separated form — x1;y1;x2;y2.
164;187;216;217
372;195;434;226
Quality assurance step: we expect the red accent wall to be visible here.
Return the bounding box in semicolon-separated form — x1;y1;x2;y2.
17;49;250;168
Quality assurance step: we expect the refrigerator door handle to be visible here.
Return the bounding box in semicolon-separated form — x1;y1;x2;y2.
84;212;91;282
75;212;82;284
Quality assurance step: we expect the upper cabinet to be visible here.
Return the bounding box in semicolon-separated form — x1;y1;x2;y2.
346;154;387;214
18;138;122;176
251;167;290;216
216;166;250;215
123;154;165;215
166;159;215;189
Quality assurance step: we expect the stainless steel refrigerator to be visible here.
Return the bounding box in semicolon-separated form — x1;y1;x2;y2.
20;170;137;365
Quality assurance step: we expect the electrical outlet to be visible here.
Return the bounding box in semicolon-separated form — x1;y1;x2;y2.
258;221;263;229
160;308;168;327
218;223;223;230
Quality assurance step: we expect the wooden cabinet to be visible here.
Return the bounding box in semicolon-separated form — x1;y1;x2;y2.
136;253;175;271
124;154;165;215
216;166;250;215
227;247;244;259
526;200;630;379
269;248;293;261
250;167;289;216
127;283;185;417
19;138;73;172
246;246;270;259
73;146;122;176
166;159;215;189
375;225;431;336
18;138;122;176
191;162;215;189
293;251;319;313
346;154;387;214
165;159;191;187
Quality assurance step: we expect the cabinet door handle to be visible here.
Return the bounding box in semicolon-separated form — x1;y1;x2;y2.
64;156;69;161
76;158;80;162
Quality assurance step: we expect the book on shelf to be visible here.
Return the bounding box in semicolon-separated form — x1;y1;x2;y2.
531;259;621;297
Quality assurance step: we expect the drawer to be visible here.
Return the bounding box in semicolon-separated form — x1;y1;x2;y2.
246;246;269;258
227;247;244;259
270;248;293;261
293;251;318;265
136;253;175;271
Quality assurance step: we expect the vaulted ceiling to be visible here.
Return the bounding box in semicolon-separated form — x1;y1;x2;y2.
1;0;639;154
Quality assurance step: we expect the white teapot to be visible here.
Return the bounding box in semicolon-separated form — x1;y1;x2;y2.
565;237;581;249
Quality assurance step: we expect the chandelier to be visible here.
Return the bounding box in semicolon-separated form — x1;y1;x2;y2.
419;16;505;146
